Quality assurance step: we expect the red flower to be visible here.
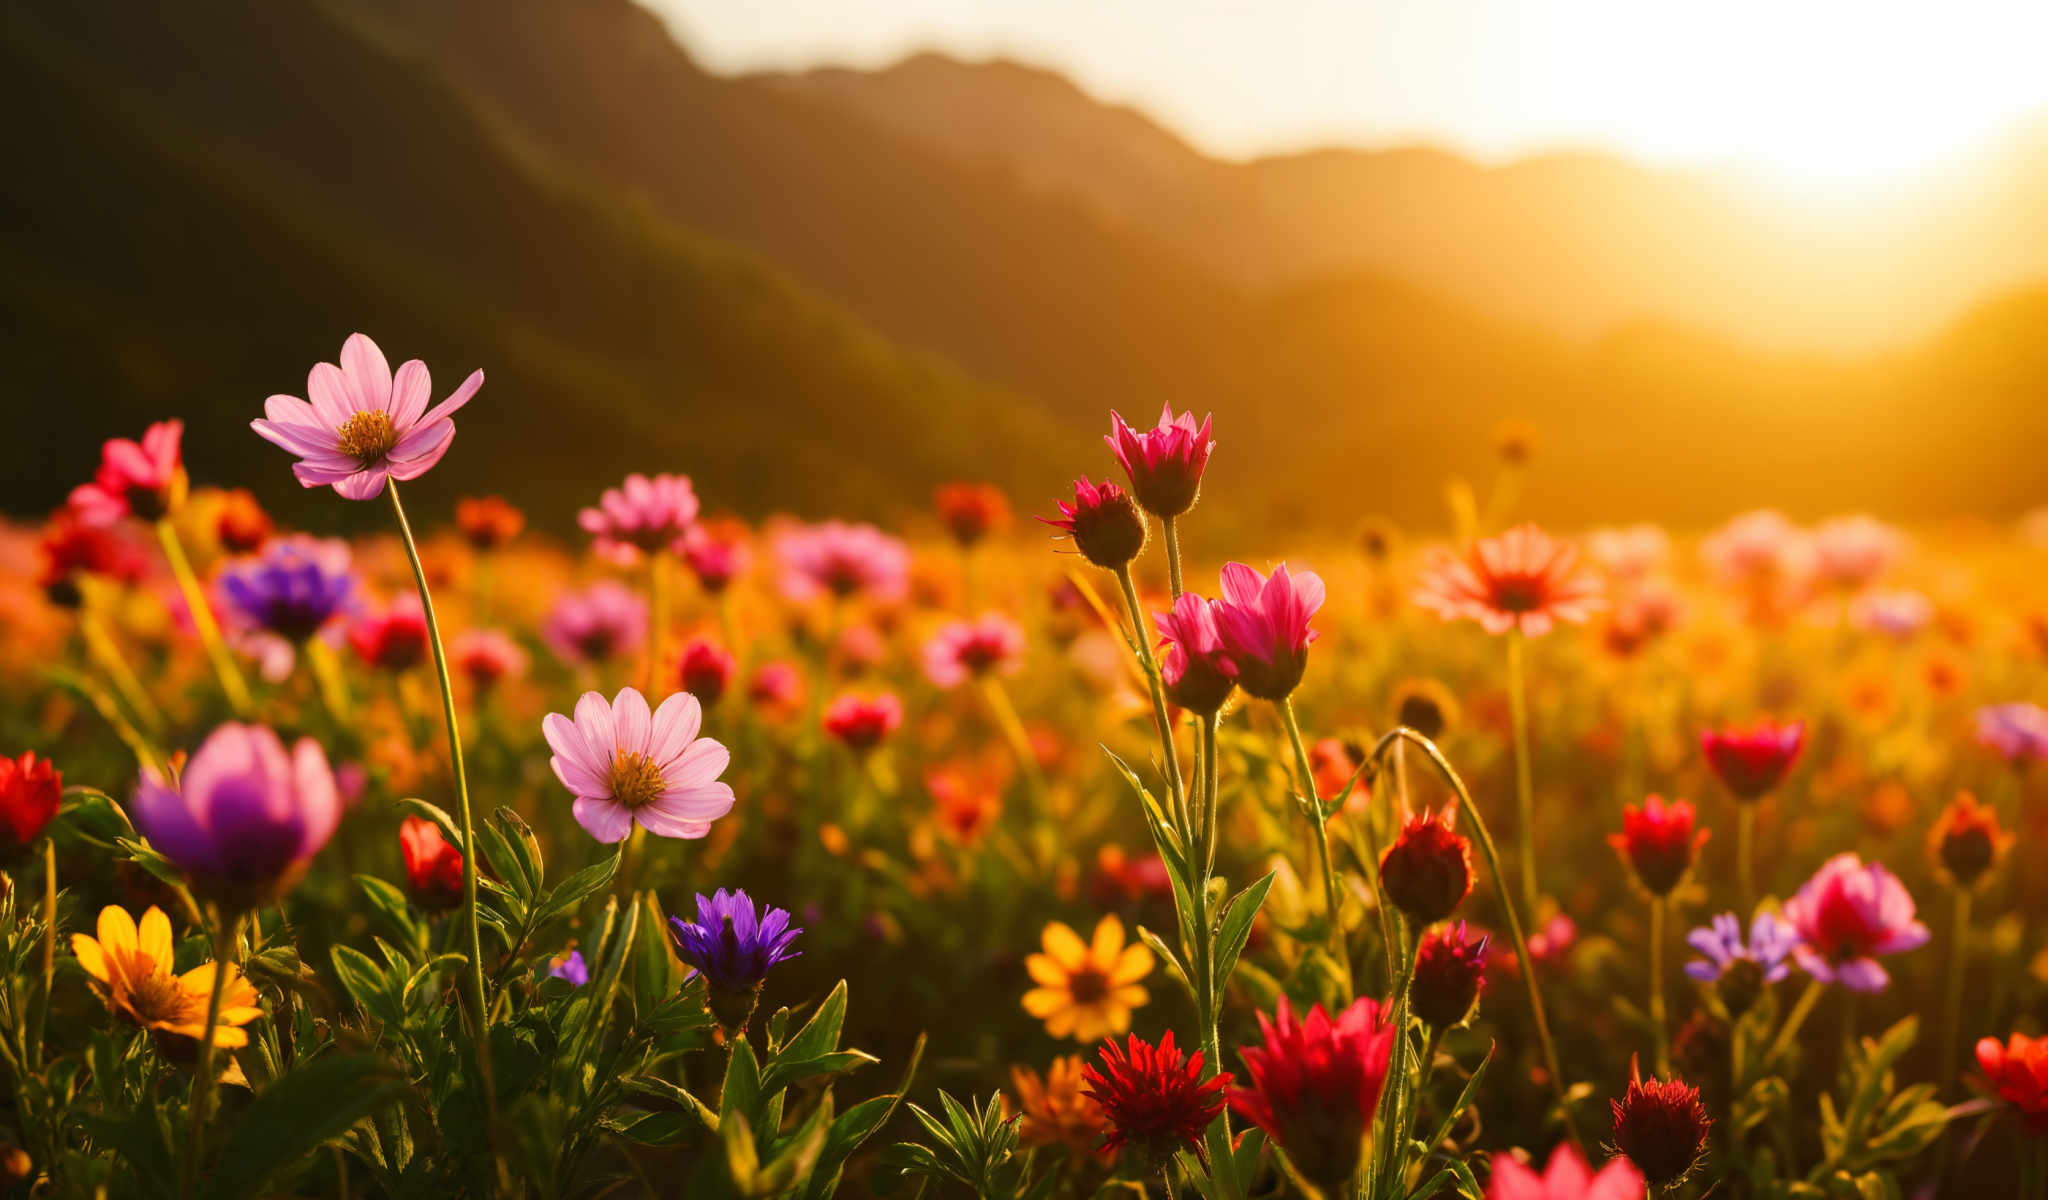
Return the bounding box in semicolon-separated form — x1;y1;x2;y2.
1607;795;1708;896
682;519;752;595
823;692;903;753
1042;477;1148;570
214;489;273;554
0;753;61;862
1699;720;1804;800
1105;405;1214;519
1229;997;1393;1194
1211;562;1325;701
1413;524;1603;636
1976;1033;2048;1134
398;816;463;911
677;638;737;706
1083;1031;1228;1169
934;482;1010;547
1610;1057;1711;1186
349;600;429;671
1929;791;2010;890
455;495;525;551
1379;809;1474;923
1410;922;1488;1031
37;509;148;607
70;420;185;525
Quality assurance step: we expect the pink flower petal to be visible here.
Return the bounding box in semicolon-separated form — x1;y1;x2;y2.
572;796;635;843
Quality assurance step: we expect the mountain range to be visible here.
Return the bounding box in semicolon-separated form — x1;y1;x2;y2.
4;0;2045;534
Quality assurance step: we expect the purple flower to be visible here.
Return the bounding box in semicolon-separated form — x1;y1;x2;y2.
1684;912;1797;1014
252;333;482;500
217;535;357;643
1782;854;1930;993
132;723;341;909
1976;702;2048;765
669;889;802;1029
549;950;589;987
542;581;648;667
543;687;735;844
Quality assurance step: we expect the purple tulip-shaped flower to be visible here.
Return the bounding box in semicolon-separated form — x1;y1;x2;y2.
132;723;341;910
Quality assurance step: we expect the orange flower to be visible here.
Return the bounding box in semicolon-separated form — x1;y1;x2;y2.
1011;1055;1113;1163
1022;915;1152;1042
71;906;261;1048
1414;524;1603;636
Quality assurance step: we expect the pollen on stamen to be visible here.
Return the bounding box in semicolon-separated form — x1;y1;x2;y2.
334;409;398;465
607;751;666;809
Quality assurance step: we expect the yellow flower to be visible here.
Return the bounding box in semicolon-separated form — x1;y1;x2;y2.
70;905;262;1048
1022;915;1151;1042
1011;1055;1113;1162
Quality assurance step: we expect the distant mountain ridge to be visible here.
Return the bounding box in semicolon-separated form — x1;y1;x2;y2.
758;50;2048;354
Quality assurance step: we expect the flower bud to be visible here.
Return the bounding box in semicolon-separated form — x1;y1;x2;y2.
1042;478;1146;569
1409;922;1488;1030
1610;1058;1711;1187
1378;811;1473;924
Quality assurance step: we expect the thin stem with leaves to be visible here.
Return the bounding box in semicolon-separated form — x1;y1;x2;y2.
156;519;253;716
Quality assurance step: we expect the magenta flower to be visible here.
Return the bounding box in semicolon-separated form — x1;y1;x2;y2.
543;687;735;843
1106;405;1215;518
775;521;911;604
922;614;1026;689
578;473;700;566
1699;719;1805;800
682;522;752;594
822;692;904;752
1153;592;1234;715
131;723;341;908
542;580;648;667
1211;562;1324;701
452;629;530;691
1041;477;1146;569
1485;1143;1644;1200
251;333;482;500
1976;702;2048;766
1782;853;1929;992
71;420;185;524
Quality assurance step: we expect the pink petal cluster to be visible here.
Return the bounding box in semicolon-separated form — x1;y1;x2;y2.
1153;592;1234;714
1699;719;1805;800
578;473;700;566
542;580;648;666
822;692;905;752
682;521;752;594
1809;515;1906;590
776;520;911;604
252;334;482;500
922;614;1026;689
1414;524;1603;637
1700;510;1814;590
1105;405;1215;517
452;628;530;691
71;420;185;524
1229;996;1394;1193
1211;562;1324;701
1781;853;1929;992
1485;1143;1644;1200
543;687;735;843
1584;524;1670;580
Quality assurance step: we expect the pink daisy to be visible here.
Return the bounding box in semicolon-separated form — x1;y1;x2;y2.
578;473;700;566
252;333;482;500
542;687;735;844
1414;524;1603;637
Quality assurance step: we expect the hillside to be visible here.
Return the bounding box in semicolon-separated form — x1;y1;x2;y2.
0;0;1078;530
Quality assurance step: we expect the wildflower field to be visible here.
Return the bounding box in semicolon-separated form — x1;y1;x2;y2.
2;340;2046;1199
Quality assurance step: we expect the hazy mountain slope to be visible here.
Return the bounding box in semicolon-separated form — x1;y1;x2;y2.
762;51;2048;353
0;0;1077;529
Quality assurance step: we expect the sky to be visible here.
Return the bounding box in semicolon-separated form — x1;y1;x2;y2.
649;0;2048;182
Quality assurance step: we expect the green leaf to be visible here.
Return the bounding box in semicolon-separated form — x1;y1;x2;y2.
775;980;849;1066
331;944;401;1029
722;1036;765;1128
1211;871;1274;993
493;806;544;897
799;1032;925;1200
203;1053;406;1200
532;848;623;930
1134;924;1192;998
621;1074;720;1130
723;1111;761;1194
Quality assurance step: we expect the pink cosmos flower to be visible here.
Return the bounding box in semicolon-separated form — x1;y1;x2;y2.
452;629;529;691
1809;515;1905;591
922;614;1026;689
578;473;700;566
542;581;648;667
682;520;752;594
71;420;185;524
252;333;482;500
543;687;735;843
1106;405;1215;517
1211;562;1324;701
775;521;911;604
1584;524;1669;581
1975;703;2048;765
1415;525;1603;637
1782;853;1929;992
1486;1143;1644;1200
1153;592;1234;714
1700;510;1811;587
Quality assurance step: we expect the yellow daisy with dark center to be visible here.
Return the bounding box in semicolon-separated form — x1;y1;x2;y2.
70;905;263;1049
1022;914;1152;1043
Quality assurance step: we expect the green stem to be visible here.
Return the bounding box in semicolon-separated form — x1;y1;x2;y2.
79;610;166;734
182;910;242;1200
1369;728;1584;1153
32;840;55;1069
386;482;497;1117
306;636;353;723
1162;516;1186;600
1112;565;1188;832
1505;631;1539;915
1189;713;1238;1200
156;519;252;716
1279;699;1350;997
1937;890;1972;1099
1766;977;1827;1066
1650;895;1669;1075
646;550;670;696
1737;804;1756;913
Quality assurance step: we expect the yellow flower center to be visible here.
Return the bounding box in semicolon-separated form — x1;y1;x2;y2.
335;410;399;465
608;751;665;809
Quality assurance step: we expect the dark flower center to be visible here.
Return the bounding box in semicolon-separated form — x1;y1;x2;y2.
1488;574;1546;613
335;410;398;465
1067;966;1109;1004
608;751;665;809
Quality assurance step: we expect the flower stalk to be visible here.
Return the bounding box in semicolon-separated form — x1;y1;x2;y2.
156;519;252;716
1650;894;1669;1075
181;909;242;1200
1505;630;1539;915
1280;699;1348;991
1112;563;1188;828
